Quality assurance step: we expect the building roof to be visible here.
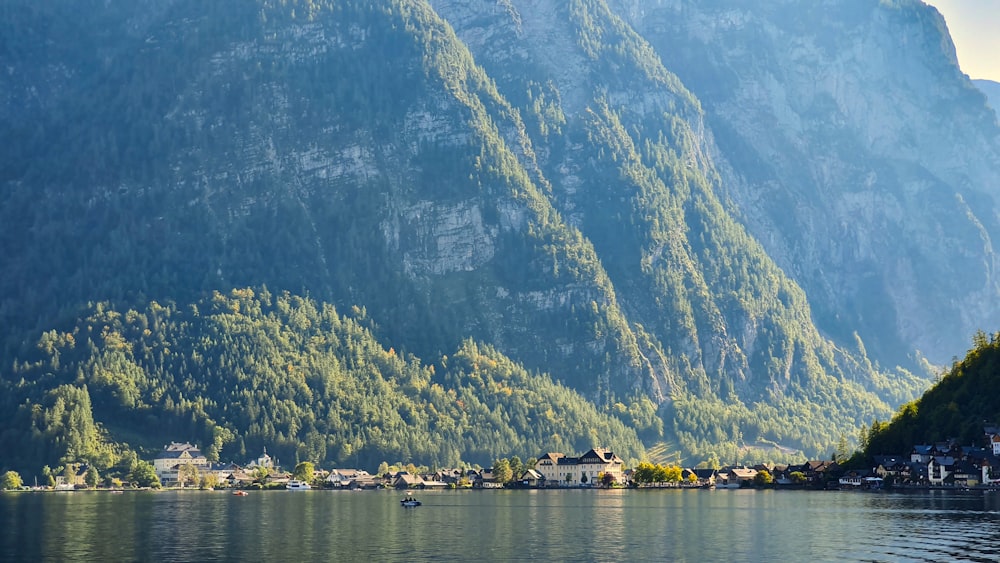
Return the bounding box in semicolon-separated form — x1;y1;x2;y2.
156;442;205;460
730;467;758;479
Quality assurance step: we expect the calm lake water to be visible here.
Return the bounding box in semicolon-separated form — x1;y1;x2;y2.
3;488;1000;562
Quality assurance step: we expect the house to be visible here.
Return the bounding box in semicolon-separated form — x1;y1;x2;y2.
839;470;881;488
693;468;717;486
477;469;504;489
911;445;934;464
873;456;908;479
54;464;90;488
728;466;758;486
534;448;625;487
265;472;291;486
907;461;929;484
519;469;544;488
952;461;981;487
417;474;449;488
535;453;566;485
928;456;955;485
226;469;257;487
788;460;837;486
327;469;371;487
206;462;240;485
392;472;424;489
154;442;211;486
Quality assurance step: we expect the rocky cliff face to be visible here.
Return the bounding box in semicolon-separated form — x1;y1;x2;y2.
615;0;1000;364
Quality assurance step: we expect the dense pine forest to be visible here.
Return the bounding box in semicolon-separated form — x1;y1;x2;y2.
0;289;647;474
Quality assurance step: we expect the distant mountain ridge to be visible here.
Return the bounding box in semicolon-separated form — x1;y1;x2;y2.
1;0;995;473
974;79;1000;115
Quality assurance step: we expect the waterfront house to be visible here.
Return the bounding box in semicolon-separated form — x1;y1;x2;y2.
519;469;544;488
207;462;240;484
534;448;625;487
839;471;882;488
477;469;504;488
327;468;371;487
873;456;908;479
393;472;424;489
928;456;955;485
154;442;211;486
693;468;717;486
788;460;837;486
952;461;980;486
728;466;758;486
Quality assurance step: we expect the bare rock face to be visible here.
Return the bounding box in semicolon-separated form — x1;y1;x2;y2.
387;200;497;277
615;0;1000;364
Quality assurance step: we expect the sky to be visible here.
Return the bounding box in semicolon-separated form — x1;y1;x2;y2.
925;0;1000;81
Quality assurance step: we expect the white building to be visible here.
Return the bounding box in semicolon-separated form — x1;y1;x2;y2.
535;448;625;486
153;442;210;485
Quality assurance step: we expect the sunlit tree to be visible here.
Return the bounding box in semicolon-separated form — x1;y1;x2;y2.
178;463;200;488
293;461;315;483
1;471;23;490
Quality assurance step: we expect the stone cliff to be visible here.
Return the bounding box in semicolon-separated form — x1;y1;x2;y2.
613;0;1000;365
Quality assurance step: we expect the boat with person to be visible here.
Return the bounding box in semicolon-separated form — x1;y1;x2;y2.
400;494;421;507
286;480;312;490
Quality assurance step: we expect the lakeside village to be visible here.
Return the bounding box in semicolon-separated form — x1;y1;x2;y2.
9;425;1000;493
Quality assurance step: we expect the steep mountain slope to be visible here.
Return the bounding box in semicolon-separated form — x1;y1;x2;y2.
0;0;654;400
429;0;926;456
616;0;1000;366
0;0;947;470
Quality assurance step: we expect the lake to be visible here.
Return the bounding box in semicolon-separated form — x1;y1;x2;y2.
3;488;1000;562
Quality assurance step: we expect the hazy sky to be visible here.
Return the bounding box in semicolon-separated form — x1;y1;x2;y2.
925;0;1000;81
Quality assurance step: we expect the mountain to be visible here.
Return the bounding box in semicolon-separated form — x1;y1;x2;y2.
614;0;1000;368
3;0;991;473
865;332;1000;456
974;79;1000;115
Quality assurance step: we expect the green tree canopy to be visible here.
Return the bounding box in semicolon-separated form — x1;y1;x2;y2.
178;463;200;488
129;460;161;489
293;461;315;483
85;466;99;488
1;471;23;490
492;459;513;484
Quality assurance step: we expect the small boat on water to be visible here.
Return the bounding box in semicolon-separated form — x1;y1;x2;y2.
286;480;312;490
233;490;249;496
400;495;421;507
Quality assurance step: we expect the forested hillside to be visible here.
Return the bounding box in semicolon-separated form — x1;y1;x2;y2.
0;288;646;474
865;332;1000;456
4;0;992;475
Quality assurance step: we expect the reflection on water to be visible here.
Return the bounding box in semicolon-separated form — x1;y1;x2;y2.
4;489;1000;562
